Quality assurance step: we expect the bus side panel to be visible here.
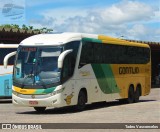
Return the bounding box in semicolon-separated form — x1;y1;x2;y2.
0;66;13;98
77;63;150;103
0;74;12;97
77;64;102;103
111;64;151;99
91;64;121;101
144;63;151;95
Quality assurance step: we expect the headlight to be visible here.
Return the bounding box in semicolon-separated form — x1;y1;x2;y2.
12;90;19;96
50;87;65;96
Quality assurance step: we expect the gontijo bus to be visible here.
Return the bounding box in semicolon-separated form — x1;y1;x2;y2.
0;44;18;98
4;33;151;112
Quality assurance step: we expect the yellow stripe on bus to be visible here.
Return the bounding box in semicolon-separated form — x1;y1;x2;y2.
13;86;36;94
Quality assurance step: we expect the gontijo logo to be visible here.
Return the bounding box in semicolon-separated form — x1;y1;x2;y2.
119;67;139;74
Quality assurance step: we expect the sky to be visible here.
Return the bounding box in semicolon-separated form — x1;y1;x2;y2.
0;0;159;42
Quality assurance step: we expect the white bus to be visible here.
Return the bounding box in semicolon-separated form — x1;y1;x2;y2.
0;44;18;98
4;33;151;112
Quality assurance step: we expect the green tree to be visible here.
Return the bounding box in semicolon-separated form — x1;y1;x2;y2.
2;24;12;28
0;24;53;33
22;24;28;30
28;26;33;30
11;24;19;29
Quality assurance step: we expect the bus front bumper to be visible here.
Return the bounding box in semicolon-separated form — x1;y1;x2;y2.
12;93;66;108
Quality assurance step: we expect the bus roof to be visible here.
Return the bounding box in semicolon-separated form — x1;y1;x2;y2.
20;32;149;48
20;33;97;46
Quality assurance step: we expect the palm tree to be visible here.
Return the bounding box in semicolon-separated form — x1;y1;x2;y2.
3;24;12;28
28;26;33;30
46;28;53;33
40;27;53;33
0;24;53;33
40;27;47;33
22;24;28;30
11;24;19;29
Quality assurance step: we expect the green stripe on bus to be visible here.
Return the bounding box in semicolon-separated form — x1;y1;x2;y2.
101;64;120;93
91;64;120;94
82;38;102;43
34;87;56;94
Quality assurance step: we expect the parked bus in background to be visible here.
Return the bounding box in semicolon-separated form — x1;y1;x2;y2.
4;33;151;112
0;44;18;98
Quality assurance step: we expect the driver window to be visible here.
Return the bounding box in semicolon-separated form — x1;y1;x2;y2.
61;54;75;82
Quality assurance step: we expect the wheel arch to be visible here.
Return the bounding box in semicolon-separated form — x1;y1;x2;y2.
79;88;88;103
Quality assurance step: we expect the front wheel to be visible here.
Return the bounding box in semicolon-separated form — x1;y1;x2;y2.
34;107;46;113
75;91;86;111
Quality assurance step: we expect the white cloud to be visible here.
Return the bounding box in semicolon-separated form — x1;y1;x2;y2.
40;7;88;25
99;0;156;24
125;24;160;42
30;0;160;41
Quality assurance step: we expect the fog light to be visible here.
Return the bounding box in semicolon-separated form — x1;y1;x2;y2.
50;87;65;96
52;99;57;104
12;90;19;96
50;91;56;96
13;99;17;103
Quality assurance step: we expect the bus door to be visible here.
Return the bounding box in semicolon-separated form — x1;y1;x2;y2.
4;79;10;96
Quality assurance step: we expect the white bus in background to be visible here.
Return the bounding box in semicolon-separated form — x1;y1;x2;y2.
0;44;18;98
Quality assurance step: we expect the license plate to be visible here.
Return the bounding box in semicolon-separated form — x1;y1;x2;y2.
29;101;38;105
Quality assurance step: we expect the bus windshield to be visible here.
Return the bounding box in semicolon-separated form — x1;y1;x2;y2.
13;46;63;88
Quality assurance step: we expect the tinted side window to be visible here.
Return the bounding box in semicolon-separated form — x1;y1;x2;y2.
125;46;150;64
80;41;94;65
0;48;17;65
93;43;103;63
61;41;80;82
79;41;150;66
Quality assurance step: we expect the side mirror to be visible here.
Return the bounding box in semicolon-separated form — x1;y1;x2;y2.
58;49;73;68
4;51;17;68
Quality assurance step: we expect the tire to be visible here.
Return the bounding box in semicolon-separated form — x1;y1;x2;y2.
34;107;46;113
127;85;134;103
134;86;140;103
119;99;127;104
76;91;86;111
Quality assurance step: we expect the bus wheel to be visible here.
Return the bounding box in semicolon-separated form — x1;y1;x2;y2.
76;91;86;111
34;107;46;113
134;86;141;103
127;85;134;103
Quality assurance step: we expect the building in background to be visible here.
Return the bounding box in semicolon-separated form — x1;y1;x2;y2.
0;27;40;44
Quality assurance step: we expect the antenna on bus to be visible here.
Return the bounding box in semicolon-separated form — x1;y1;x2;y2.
118;35;125;39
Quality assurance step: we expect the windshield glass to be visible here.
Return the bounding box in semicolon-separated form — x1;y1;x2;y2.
13;46;63;88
